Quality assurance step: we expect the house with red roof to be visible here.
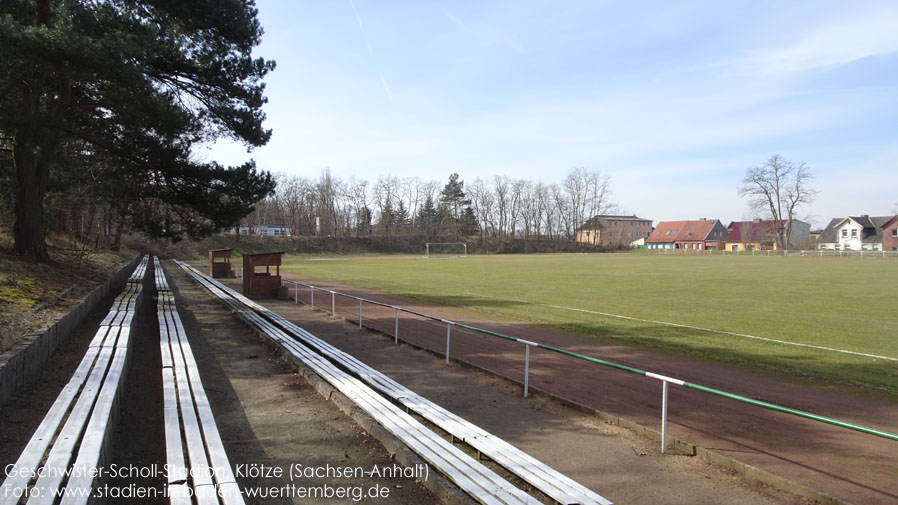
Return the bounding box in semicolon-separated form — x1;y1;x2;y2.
645;219;728;250
724;219;811;252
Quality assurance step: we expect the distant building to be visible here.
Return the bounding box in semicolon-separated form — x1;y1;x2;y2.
881;216;898;251
576;215;653;247
809;229;824;249
228;224;292;237
646;219;728;250
816;215;895;251
724;219;810;252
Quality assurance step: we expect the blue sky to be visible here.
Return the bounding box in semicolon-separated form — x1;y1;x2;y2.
203;0;898;228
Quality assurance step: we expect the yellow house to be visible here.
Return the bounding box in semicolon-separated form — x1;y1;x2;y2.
724;220;777;252
725;219;812;251
576;215;653;247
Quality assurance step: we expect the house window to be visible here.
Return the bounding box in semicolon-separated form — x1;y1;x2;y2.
731;244;739;251
834;245;840;250
892;229;898;237
841;229;848;237
851;229;858;238
844;244;851;250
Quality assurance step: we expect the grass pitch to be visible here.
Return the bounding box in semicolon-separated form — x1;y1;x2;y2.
281;253;898;392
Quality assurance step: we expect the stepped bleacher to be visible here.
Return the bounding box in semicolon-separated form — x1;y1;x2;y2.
177;260;613;505
155;258;245;505
1;255;149;505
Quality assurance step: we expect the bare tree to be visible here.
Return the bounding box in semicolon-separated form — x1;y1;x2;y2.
374;175;400;238
739;155;818;250
468;178;494;241
342;177;368;236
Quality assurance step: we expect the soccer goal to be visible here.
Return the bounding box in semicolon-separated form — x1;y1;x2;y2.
425;242;468;258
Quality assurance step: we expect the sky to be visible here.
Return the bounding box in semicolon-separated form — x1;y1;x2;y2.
203;0;898;228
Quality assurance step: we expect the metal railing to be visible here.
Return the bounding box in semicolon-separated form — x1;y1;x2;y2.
281;278;898;453
642;248;898;257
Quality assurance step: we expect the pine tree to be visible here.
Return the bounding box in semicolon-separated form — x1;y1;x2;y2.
393;200;409;233
439;173;471;241
1;0;276;258
460;205;479;237
417;195;437;239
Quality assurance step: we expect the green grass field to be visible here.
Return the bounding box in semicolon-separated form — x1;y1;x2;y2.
278;253;898;393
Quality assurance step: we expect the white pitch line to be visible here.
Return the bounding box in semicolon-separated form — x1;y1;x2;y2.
288;275;898;363
444;288;898;362
537;303;898;362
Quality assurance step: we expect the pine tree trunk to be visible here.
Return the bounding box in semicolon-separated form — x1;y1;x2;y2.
111;205;127;251
13;149;49;260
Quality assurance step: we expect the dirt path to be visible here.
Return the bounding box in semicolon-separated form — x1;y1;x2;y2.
165;264;440;505
271;272;898;505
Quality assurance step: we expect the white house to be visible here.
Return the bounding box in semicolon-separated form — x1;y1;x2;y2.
816;216;890;251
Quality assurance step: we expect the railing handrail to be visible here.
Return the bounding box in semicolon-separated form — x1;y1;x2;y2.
283;278;898;443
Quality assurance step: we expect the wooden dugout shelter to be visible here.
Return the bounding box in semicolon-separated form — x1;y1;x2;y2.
208;248;232;278
242;251;284;299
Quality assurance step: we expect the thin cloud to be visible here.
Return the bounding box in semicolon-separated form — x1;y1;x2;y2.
348;0;389;98
379;73;394;102
740;12;898;75
442;7;466;32
349;0;364;30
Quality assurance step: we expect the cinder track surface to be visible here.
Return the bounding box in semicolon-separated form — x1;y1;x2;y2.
274;273;898;505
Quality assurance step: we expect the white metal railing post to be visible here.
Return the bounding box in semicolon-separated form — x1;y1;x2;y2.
394;308;399;344
661;381;669;454
445;323;452;364
310;287;315;309
294;282;298;304
359;300;363;329
331;291;336;317
524;344;531;397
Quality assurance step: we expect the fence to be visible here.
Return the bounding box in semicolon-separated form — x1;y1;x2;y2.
642;248;898;258
281;278;898;454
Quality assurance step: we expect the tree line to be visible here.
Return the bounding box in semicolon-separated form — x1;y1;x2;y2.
242;167;617;242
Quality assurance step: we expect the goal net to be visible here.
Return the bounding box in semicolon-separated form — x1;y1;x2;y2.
425;242;467;258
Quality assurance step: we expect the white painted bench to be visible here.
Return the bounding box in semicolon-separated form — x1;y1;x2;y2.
178;261;593;505
155;259;244;505
1;255;149;505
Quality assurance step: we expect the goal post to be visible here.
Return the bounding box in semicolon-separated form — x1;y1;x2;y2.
425;242;467;258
